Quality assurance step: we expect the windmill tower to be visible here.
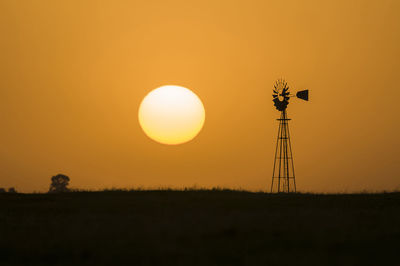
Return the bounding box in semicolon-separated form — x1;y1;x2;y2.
271;79;308;193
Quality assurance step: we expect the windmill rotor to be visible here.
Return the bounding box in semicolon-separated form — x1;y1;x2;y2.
272;79;290;111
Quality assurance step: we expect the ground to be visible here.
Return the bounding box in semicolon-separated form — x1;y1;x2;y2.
0;190;399;265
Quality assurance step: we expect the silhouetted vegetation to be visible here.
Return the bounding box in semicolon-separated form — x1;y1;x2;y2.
0;190;399;265
0;187;17;193
48;174;70;193
8;187;17;193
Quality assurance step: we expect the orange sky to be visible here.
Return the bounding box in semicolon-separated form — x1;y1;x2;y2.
0;0;399;192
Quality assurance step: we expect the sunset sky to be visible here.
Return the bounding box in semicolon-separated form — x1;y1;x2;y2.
1;0;399;192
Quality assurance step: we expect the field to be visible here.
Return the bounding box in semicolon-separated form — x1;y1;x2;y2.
0;190;399;265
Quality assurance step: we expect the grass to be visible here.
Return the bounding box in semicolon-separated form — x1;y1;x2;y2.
0;190;399;265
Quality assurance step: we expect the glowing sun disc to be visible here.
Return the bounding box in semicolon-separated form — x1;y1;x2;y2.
138;85;205;145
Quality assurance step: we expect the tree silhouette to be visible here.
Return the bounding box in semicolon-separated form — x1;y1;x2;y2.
49;174;70;193
8;187;17;193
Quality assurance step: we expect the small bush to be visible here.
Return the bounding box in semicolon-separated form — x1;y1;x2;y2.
8;187;17;193
49;174;70;193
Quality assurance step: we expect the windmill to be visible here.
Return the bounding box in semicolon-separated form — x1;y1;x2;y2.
271;79;308;193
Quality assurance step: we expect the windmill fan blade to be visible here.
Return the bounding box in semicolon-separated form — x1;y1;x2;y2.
296;90;309;101
273;90;278;94
273;94;278;98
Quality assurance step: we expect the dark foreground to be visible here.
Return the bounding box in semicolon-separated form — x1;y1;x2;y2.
0;190;399;266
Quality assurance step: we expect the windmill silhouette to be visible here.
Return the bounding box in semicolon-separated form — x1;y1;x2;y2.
271;79;308;193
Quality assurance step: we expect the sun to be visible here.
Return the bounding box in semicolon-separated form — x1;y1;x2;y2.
138;85;205;145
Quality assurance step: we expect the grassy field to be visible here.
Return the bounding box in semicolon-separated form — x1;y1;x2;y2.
0;190;399;265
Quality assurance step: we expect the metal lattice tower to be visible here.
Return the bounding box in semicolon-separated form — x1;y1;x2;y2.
271;109;296;193
270;79;308;193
